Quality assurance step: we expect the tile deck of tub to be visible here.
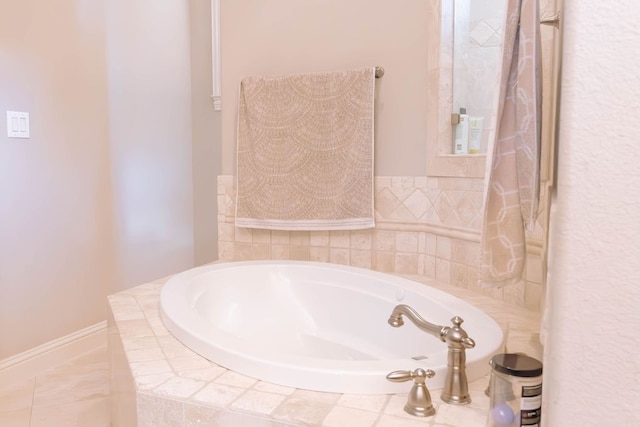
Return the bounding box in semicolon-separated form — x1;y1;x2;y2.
108;272;542;427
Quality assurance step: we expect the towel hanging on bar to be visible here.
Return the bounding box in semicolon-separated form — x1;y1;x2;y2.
235;67;377;231
478;0;542;288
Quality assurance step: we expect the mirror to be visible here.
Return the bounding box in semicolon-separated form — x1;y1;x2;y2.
426;0;506;177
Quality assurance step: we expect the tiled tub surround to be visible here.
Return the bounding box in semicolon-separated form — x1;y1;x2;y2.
108;269;542;427
218;176;547;312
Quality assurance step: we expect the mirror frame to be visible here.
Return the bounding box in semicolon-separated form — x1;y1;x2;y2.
426;0;486;178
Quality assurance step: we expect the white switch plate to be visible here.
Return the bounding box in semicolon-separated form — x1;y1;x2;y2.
7;111;30;138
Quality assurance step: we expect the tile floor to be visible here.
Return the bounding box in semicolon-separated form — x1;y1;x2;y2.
0;346;110;427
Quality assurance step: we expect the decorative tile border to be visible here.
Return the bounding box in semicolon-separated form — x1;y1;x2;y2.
217;175;544;311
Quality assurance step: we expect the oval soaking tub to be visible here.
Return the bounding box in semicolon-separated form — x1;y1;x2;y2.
160;260;503;394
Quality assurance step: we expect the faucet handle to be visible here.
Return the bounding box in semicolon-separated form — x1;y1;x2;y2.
386;368;435;383
386;369;436;417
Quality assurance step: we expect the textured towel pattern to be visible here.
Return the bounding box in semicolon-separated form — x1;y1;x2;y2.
478;0;542;288
235;67;375;230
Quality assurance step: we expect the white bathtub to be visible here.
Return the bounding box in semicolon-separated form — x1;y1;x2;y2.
159;260;503;394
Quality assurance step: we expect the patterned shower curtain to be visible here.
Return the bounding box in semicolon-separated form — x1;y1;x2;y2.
478;0;542;288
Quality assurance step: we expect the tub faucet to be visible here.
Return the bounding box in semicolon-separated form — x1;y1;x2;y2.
388;304;476;404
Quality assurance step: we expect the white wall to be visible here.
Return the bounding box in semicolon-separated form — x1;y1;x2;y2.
0;0;115;359
544;0;640;424
105;0;195;291
0;0;197;359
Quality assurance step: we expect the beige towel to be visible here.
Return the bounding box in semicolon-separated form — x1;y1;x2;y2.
478;0;542;288
235;67;375;230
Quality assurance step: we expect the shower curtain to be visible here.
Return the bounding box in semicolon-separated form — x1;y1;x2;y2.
478;0;542;288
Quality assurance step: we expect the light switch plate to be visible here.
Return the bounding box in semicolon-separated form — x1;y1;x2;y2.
7;111;30;138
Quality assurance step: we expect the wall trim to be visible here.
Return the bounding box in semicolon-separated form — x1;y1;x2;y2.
0;321;107;386
377;218;480;241
210;0;221;111
377;219;543;256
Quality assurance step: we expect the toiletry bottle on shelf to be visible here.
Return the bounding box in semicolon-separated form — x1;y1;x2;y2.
454;108;469;154
469;116;484;154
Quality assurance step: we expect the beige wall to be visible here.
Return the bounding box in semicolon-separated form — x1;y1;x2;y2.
190;0;222;266
220;0;431;176
0;0;202;359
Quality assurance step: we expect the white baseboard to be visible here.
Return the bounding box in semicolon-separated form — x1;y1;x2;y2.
0;321;107;386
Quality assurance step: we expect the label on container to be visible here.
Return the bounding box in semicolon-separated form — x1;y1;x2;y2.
520;384;542;425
